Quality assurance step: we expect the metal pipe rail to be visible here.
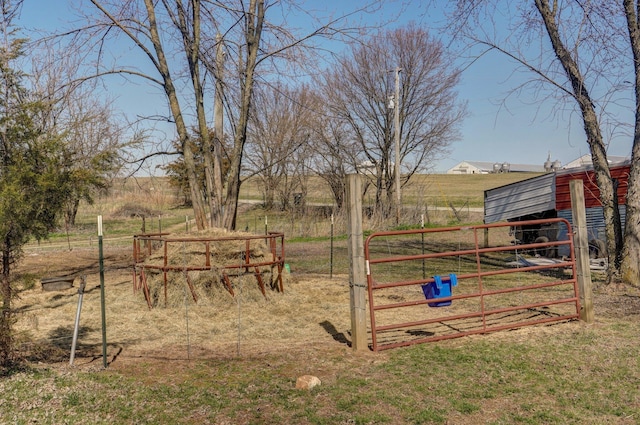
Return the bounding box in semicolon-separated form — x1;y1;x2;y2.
133;232;285;308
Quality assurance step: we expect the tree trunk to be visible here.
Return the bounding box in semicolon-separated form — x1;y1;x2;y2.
212;33;225;227
222;0;264;230
329;177;345;210
535;0;622;282
178;0;217;229
620;0;640;286
0;244;13;365
144;0;207;230
65;198;80;227
177;0;219;228
374;171;385;217
265;177;276;210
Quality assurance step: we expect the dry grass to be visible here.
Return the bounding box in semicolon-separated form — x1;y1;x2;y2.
7;242;640;424
5;172;640;424
239;173;542;208
8;172;602;362
12;245;352;360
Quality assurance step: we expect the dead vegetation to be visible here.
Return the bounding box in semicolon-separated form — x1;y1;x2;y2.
111;203;161;219
8;174;640;365
4;175;640;424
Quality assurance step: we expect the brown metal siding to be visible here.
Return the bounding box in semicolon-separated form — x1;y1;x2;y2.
555;164;629;211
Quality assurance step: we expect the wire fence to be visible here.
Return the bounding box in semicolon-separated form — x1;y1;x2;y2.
14;201;586;364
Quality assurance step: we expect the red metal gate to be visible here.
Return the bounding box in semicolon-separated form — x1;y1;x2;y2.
365;218;580;351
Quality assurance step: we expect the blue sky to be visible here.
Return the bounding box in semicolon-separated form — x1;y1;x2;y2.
17;0;633;173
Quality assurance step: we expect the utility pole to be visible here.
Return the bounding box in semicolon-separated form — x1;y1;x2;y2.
393;67;402;224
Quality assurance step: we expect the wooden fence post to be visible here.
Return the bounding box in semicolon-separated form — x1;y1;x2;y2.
570;180;594;323
346;174;368;351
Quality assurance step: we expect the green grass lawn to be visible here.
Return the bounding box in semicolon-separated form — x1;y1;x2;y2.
1;317;638;424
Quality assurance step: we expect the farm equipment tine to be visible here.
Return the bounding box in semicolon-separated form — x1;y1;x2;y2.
184;271;198;303
254;266;266;298
276;262;284;293
140;268;152;310
222;271;234;296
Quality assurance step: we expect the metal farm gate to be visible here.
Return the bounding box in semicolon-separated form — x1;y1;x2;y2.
364;218;580;351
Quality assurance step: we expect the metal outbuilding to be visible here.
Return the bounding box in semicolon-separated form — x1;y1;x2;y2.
484;172;556;224
484;160;631;258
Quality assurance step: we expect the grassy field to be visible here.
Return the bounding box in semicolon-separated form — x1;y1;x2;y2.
4;172;640;424
238;172;543;208
37;172;540;250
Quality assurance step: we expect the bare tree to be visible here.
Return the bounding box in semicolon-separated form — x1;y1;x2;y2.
78;0;388;231
205;0;388;228
83;0;209;229
447;0;639;284
305;91;357;210
58;94;128;224
28;49;128;225
319;24;466;217
621;0;640;286
245;82;312;209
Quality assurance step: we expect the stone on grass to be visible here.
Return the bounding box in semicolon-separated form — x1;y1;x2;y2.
296;375;321;390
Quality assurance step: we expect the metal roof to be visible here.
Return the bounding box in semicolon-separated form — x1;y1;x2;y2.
448;161;546;173
555;162;630;210
484;173;556;223
484;159;632;224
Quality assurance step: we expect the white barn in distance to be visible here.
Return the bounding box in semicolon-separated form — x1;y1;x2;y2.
562;154;629;169
447;160;549;175
448;153;630;175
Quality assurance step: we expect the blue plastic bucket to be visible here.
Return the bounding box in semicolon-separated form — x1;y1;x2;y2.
421;274;457;307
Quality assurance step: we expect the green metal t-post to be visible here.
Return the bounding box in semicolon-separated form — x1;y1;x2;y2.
98;216;108;368
330;213;334;279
